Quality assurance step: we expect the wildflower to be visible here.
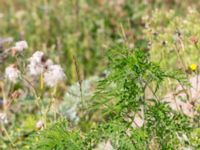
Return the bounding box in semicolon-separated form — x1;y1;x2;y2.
36;120;44;130
28;63;43;76
44;59;53;69
13;40;28;52
0;113;8;124
44;64;66;87
28;51;53;76
189;36;198;44
5;64;21;83
189;64;198;71
29;51;46;64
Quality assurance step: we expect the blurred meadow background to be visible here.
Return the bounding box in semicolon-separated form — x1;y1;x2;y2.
1;0;200;149
1;0;199;83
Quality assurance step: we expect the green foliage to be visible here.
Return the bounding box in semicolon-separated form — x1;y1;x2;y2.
145;100;190;149
85;119;148;150
23;121;83;150
190;128;200;148
94;47;188;117
90;47;191;149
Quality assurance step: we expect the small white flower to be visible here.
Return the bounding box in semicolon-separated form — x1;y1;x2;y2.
28;51;53;76
36;120;44;130
13;40;28;52
0;113;8;124
5;64;21;83
44;64;66;87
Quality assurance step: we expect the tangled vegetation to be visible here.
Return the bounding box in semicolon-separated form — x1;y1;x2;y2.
0;0;200;150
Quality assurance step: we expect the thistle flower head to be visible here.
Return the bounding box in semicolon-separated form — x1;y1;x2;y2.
44;59;53;69
28;51;53;76
44;64;66;87
29;51;44;64
13;40;28;52
5;64;21;83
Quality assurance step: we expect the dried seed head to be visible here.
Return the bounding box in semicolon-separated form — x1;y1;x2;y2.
12;40;28;52
44;64;66;87
28;51;53;76
5;64;21;83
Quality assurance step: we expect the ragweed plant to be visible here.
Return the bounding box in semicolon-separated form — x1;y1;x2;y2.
85;46;192;149
92;46;188;116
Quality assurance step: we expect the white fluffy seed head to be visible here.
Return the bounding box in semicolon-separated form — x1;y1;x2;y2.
13;40;28;52
5;64;21;83
44;64;66;87
28;62;44;76
44;59;53;68
28;51;53;76
29;51;44;63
